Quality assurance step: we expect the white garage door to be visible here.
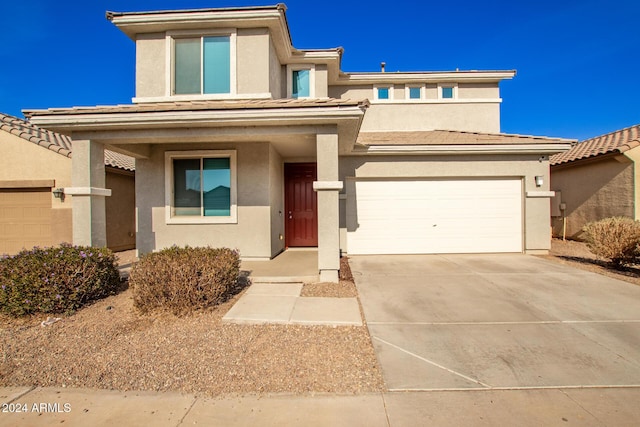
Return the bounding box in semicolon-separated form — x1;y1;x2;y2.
347;179;522;255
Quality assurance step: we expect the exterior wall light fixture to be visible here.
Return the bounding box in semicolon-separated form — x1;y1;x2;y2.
52;188;65;201
534;176;544;187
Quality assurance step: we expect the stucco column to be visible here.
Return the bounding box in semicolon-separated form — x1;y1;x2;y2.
67;139;111;247
314;129;341;282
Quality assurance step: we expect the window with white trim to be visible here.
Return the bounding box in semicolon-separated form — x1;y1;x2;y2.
165;151;237;224
374;85;394;101
287;65;315;98
439;83;457;99
406;85;423;100
171;33;234;96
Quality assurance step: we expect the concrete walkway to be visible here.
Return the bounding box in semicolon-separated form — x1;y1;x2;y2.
2;386;640;426
222;283;362;326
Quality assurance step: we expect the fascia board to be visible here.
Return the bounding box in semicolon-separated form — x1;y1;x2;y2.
27;107;366;131
333;71;516;85
354;143;573;155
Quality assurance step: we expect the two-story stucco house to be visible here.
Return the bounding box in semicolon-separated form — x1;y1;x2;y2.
25;4;572;281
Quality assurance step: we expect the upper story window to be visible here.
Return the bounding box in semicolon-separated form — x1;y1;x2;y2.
174;36;230;95
406;85;424;100
168;29;236;98
287;65;315;98
439;83;458;99
374;85;394;101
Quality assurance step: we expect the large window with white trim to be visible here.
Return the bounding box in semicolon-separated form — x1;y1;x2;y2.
165;151;237;223
173;36;231;95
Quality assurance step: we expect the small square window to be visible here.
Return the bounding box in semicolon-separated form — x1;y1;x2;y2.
441;86;454;99
408;87;421;99
377;87;390;100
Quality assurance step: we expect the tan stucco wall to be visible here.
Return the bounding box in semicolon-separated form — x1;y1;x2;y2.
623;146;640;220
315;65;329;98
550;155;634;239
269;37;283;98
237;28;270;95
458;83;500;99
269;145;285;255
0;131;73;244
105;169;136;251
135;29;274;99
360;103;501;133
136;33;166;98
339;154;552;253
136;142;280;258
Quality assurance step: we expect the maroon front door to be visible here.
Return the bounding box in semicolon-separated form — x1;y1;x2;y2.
284;163;318;247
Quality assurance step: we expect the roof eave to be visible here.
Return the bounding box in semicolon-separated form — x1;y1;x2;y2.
334;70;517;85
355;143;572;155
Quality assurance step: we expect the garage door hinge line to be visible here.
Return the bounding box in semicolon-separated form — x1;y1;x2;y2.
373;336;492;388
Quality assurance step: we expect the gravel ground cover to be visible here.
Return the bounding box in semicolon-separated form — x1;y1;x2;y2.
539;238;640;286
0;257;384;396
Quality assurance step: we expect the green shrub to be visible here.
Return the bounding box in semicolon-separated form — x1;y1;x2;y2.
130;246;240;315
582;217;640;268
0;244;121;317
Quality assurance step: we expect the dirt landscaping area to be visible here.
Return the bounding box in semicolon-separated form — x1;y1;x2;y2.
0;257;383;397
540;238;640;286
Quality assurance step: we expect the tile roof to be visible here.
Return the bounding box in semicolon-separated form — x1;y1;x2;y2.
0;112;135;171
24;98;368;117
1;112;72;156
357;130;573;146
550;124;640;166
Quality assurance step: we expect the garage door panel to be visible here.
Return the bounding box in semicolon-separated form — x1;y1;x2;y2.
0;189;52;255
348;179;522;255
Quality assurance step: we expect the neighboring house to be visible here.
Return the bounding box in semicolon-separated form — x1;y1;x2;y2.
0;113;136;254
550;124;640;239
24;5;572;281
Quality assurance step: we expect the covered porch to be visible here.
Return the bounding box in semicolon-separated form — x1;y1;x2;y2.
241;248;318;283
26;99;367;282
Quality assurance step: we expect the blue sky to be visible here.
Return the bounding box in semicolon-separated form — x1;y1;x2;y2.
0;0;638;140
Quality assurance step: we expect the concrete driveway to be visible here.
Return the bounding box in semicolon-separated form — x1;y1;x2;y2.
350;254;640;391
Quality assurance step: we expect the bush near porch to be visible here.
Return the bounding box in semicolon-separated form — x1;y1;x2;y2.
0;244;121;317
130;246;240;315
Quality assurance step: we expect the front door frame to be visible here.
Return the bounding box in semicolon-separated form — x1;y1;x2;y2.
284;162;318;247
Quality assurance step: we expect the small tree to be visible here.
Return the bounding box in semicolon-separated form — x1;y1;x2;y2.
582;217;640;268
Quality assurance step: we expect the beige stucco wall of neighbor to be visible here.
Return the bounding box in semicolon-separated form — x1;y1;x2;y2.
136;33;166;98
338;154;552;253
135;142;279;259
237;28;270;95
105;169;136;251
550;155;635;239
0;132;73;245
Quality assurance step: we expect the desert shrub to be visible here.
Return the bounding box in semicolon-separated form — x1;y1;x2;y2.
582;217;640;268
0;244;121;317
130;246;240;315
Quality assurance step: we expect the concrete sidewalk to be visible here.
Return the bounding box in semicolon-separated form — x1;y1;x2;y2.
222;283;362;326
2;386;640;426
